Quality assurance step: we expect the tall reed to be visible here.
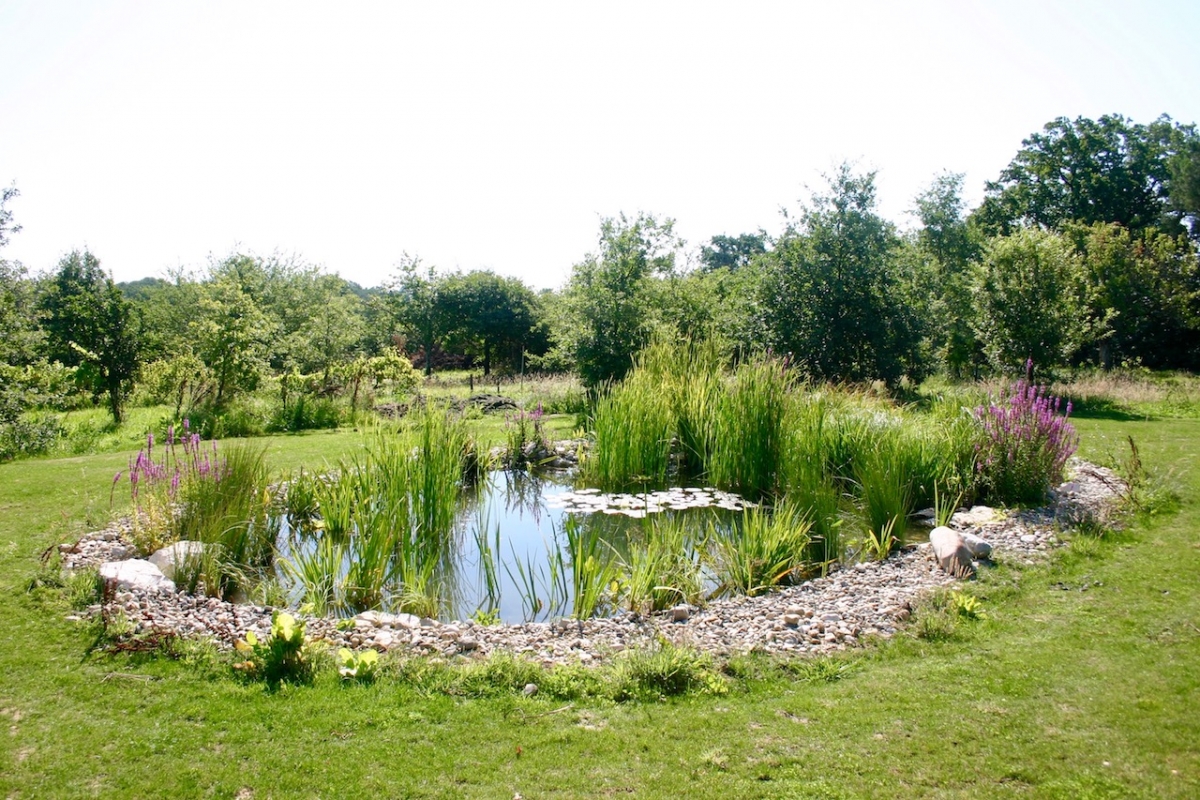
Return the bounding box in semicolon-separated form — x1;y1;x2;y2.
282;406;476;615
584;370;674;491
708;358;792;498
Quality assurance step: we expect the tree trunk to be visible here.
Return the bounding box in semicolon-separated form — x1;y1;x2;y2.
107;381;123;425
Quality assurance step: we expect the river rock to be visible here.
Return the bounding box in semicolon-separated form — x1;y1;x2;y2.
148;541;207;580
929;527;976;578
951;505;999;528
99;559;177;593
961;532;993;559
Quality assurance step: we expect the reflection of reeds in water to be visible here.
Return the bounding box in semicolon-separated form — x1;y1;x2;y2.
470;505;502;618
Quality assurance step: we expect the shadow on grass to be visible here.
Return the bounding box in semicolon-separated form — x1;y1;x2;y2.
1062;397;1150;422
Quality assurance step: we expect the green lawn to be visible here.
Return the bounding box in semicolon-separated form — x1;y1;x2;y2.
0;417;1196;798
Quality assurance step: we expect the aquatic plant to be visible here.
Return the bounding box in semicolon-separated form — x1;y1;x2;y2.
708;357;792;498
584;369;674;491
619;514;706;613
560;515;621;619
707;500;813;597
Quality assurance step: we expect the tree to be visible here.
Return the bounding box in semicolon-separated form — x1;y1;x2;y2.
699;232;768;271
1070;222;1200;369
564;213;681;389
190;276;273;408
39;251;142;423
0;184;19;250
973;229;1089;377
975;114;1198;238
385;255;444;376
439;270;539;375
762;164;926;385
912;172;984;377
1168;130;1200;239
0;262;43;367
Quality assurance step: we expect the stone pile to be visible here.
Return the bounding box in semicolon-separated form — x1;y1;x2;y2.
63;461;1123;666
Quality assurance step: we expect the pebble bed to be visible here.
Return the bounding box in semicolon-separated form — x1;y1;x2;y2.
61;460;1124;666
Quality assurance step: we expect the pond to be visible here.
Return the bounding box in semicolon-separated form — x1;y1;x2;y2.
276;468;752;624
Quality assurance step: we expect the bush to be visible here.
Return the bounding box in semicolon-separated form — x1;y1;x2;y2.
0;415;62;461
974;379;1078;504
267;395;343;433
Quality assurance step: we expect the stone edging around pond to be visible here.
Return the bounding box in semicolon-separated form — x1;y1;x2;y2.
58;460;1124;668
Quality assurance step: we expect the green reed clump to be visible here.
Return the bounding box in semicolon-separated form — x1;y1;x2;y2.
708;500;813;597
653;339;724;478
708;358;792;498
280;406;475;615
620;514;706;614
778;393;843;564
584;369;674;491
281;536;344;616
852;421;914;556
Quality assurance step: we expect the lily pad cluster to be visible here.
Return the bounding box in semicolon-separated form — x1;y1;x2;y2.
544;487;756;518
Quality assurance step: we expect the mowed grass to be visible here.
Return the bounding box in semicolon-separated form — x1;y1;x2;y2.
0;417;1197;798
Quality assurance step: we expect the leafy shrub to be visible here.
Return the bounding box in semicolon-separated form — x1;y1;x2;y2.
267;395;343;433
974;379;1078;503
0;415;62;461
233;612;314;685
184;398;268;439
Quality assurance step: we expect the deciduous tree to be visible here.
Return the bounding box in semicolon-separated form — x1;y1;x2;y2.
39;250;142;423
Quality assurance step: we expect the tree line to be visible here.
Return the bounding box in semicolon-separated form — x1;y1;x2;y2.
2;112;1199;432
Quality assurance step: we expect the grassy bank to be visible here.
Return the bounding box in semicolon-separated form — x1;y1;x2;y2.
0;415;1196;797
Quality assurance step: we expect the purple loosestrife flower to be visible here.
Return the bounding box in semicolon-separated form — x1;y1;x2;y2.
974;380;1078;504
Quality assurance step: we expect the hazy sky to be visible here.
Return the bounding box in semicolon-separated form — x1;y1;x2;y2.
2;1;1198;289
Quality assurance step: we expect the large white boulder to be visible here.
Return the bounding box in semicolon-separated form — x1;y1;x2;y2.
961;531;993;559
929;526;976;578
148;541;208;580
99;559;177;593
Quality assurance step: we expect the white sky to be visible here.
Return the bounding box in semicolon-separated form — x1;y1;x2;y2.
2;0;1198;290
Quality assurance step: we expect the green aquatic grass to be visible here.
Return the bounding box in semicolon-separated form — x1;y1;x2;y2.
584;370;674;491
707;499;813;597
708;358;792;498
620;514;706;613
